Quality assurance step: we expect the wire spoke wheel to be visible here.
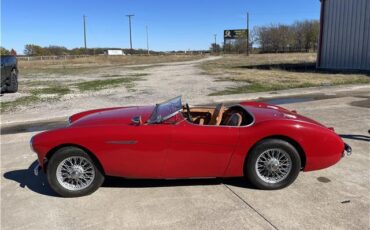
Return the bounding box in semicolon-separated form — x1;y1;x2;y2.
255;148;292;184
56;156;95;191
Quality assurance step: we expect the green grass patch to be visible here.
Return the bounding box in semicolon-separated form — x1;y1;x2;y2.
101;73;148;78
1;95;40;112
75;77;144;92
209;82;314;96
209;78;370;96
20;66;96;76
31;85;71;96
1;85;71;112
127;64;164;70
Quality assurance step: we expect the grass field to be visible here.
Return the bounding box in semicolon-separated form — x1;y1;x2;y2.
2;55;204;112
201;53;370;95
2;53;369;113
19;54;205;75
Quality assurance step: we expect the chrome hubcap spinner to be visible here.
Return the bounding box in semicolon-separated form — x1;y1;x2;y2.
255;148;292;184
56;156;95;191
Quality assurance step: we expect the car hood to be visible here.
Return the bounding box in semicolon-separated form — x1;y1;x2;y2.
241;102;326;127
70;105;155;127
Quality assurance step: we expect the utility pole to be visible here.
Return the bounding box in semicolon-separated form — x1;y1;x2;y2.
126;14;134;54
146;26;150;55
246;12;250;56
213;34;217;53
83;15;87;53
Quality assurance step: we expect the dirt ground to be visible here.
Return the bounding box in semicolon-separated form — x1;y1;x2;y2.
1;56;238;123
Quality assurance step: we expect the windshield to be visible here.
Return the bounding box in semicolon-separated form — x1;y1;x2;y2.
148;96;182;124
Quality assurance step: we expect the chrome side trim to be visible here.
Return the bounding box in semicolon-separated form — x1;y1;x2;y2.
106;140;138;145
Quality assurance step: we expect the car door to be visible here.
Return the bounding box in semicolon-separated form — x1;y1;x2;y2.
162;121;240;178
100;123;172;178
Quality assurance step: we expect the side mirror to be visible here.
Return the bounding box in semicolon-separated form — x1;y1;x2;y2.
131;116;143;126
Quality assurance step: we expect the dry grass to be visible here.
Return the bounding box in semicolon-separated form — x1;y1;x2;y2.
201;53;370;95
19;54;206;75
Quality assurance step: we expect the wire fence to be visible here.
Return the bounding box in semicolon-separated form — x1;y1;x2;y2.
16;55;92;61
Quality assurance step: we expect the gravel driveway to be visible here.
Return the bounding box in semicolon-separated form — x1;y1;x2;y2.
1;56;237;123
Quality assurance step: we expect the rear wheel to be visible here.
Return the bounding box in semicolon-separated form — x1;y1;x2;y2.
47;147;104;197
245;139;301;190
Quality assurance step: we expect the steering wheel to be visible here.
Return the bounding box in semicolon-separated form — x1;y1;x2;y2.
185;103;193;122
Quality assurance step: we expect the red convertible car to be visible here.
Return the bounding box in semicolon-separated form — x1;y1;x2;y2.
31;96;351;197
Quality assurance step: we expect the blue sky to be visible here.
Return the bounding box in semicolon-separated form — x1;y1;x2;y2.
1;0;320;54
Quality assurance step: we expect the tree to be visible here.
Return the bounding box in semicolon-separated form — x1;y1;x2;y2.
24;44;44;56
46;45;68;55
210;43;221;53
10;49;17;55
0;47;10;55
253;20;319;53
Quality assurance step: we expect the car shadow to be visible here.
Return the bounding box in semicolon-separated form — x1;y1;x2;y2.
235;62;370;76
3;160;256;197
3;160;58;197
340;134;370;142
103;176;255;189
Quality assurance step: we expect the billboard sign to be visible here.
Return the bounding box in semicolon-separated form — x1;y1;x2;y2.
224;29;248;39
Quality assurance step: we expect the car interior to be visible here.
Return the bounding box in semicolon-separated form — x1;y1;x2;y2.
182;103;254;127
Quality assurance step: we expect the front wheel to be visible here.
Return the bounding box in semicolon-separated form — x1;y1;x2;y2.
245;139;301;190
47;147;105;197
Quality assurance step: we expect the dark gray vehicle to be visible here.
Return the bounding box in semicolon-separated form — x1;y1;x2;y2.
1;55;18;93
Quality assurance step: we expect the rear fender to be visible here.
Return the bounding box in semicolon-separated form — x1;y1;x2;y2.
224;119;344;176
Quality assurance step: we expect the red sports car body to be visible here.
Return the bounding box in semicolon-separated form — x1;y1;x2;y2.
31;97;351;197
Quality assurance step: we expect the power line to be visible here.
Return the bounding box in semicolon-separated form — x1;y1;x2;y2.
126;14;134;54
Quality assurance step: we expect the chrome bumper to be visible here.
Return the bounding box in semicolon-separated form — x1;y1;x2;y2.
33;163;41;176
343;143;352;157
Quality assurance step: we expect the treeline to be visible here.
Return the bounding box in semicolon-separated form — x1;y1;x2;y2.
23;44;161;56
255;20;319;53
213;20;320;54
0;47;17;55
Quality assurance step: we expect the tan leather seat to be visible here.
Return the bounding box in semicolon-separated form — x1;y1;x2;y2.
209;103;225;126
225;113;242;126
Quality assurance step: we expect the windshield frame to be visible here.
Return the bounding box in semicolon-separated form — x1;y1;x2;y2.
147;96;183;124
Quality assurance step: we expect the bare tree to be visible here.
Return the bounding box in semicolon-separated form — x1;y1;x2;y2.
254;20;319;53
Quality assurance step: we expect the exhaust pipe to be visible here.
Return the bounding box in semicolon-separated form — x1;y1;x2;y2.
343;143;352;157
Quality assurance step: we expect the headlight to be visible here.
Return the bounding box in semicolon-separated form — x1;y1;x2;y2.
68;116;72;125
30;136;35;152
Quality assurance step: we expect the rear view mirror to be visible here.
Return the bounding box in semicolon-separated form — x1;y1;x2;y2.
132;116;143;126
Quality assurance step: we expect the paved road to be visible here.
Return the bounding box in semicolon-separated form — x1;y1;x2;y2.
1;94;369;229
